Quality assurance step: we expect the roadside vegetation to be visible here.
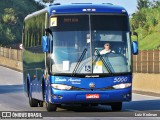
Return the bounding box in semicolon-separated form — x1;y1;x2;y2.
130;0;160;50
0;0;44;46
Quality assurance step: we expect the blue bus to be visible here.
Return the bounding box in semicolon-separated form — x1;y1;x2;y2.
22;3;138;111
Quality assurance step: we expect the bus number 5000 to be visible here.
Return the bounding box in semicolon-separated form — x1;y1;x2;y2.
113;77;128;83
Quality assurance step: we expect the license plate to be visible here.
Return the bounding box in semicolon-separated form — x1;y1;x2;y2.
86;94;100;99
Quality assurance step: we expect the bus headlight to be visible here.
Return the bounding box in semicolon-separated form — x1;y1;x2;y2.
113;83;131;89
51;84;72;90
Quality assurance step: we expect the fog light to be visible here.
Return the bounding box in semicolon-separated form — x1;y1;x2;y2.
52;94;63;99
58;95;63;99
127;94;130;97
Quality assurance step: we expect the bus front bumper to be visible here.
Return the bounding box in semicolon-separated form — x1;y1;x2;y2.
50;88;132;104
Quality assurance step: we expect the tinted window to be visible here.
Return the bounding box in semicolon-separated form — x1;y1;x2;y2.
23;13;46;48
91;15;129;31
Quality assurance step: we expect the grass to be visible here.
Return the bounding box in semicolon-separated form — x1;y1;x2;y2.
139;32;160;50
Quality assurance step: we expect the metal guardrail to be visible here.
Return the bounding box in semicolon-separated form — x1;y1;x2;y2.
133;50;160;73
0;47;22;61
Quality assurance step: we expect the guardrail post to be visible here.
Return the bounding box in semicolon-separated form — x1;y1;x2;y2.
141;51;142;73
9;47;11;59
2;47;4;57
147;50;149;73
0;47;2;56
4;47;5;57
17;49;18;61
153;50;155;73
159;50;160;73
136;54;137;73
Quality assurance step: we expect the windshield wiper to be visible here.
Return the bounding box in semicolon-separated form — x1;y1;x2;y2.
94;49;113;74
72;48;87;76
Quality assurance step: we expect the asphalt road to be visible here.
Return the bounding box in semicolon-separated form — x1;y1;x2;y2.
0;66;160;119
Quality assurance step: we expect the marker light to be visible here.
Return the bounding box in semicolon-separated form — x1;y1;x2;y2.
51;84;72;90
113;83;131;89
92;9;96;12
82;9;96;12
122;10;126;13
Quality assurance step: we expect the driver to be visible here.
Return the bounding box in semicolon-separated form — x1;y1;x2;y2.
100;43;115;55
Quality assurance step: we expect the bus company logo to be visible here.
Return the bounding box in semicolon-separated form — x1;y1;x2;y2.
55;77;67;82
89;82;95;88
68;78;81;84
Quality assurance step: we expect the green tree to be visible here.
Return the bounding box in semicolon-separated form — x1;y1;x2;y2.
137;0;150;10
2;8;17;25
5;28;16;41
131;10;147;29
0;0;44;46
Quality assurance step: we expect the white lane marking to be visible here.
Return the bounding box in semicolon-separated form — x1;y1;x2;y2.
133;93;160;99
5;84;22;86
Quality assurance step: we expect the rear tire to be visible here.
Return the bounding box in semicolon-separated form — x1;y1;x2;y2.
29;92;38;107
46;102;57;112
81;104;89;107
111;102;122;111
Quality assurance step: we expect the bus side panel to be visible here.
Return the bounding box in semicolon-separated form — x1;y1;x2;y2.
22;12;47;100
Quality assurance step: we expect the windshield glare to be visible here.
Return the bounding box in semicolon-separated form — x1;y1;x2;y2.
49;15;131;74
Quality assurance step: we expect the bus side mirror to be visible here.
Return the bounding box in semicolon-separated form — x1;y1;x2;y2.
132;41;138;55
42;36;49;52
131;32;138;55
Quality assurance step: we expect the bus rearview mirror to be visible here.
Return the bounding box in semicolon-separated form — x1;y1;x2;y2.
132;41;138;55
42;36;49;52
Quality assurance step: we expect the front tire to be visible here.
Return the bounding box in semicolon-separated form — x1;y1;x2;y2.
46;102;57;112
111;102;122;111
81;104;89;107
29;92;38;107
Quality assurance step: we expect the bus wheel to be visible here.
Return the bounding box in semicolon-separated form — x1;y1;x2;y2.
111;102;122;111
29;92;38;107
46;102;57;112
81;104;89;107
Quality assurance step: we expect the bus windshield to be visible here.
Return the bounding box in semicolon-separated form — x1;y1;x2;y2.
49;15;131;75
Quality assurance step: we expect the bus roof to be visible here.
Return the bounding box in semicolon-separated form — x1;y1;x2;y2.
25;3;128;20
48;3;128;15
